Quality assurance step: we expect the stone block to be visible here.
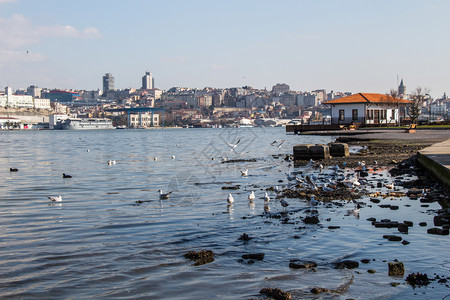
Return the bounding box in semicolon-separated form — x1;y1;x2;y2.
329;143;349;157
293;144;313;160
310;144;330;160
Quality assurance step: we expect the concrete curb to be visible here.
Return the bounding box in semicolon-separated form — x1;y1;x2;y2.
417;139;450;194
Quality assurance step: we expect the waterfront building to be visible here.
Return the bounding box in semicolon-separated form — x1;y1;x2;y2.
142;71;154;90
324;93;411;126
33;97;51;110
0;87;33;108
128;112;159;128
103;73;115;94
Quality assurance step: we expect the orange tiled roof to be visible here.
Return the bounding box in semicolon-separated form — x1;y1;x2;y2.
324;93;411;104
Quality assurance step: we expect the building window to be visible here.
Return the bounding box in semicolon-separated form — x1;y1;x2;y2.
352;109;358;121
366;109;374;120
339;110;345;121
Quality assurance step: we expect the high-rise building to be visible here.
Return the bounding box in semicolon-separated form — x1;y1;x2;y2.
103;73;114;94
142;71;154;90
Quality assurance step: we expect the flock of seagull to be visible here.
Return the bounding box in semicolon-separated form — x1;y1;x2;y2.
8;137;390;217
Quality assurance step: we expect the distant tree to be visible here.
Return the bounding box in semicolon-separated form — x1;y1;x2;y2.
409;87;430;124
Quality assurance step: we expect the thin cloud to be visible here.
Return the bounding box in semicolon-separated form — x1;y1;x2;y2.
0;14;102;49
162;56;188;63
0;0;18;3
211;64;233;70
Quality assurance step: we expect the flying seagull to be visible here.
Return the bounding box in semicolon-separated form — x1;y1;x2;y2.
227;139;240;151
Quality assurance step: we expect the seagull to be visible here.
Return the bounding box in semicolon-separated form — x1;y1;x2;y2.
248;191;255;202
171;156;175;159
270;139;280;146
48;195;62;202
107;160;116;165
63;173;72;178
241;169;248;176
319;164;324;173
10;168;18;172
347;202;361;218
385;183;394;189
153;157;158;161
263;192;270;203
159;190;172;199
87;149;90;152
274;186;281;193
280;199;289;210
227;139;240;151
309;195;318;207
227;193;234;204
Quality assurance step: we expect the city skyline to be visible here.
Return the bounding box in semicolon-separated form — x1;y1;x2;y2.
0;0;449;98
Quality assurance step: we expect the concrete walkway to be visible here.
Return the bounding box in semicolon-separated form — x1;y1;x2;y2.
417;139;450;191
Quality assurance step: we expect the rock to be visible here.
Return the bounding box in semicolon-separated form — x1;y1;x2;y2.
221;186;240;190
388;262;405;277
238;233;252;241
383;235;402;241
368;269;376;274
242;253;265;260
402;240;410;245
406;273;430;286
303;216;320;224
419;222;427;227
260;288;291;300
427;228;449;235
311;287;332;294
184;250;215;266
367;217;376;222
289;260;317;269
398;223;409;233
389;205;399;210
328;226;340;229
335;260;359;269
361;259;371;264
403;220;414;227
370;198;381;203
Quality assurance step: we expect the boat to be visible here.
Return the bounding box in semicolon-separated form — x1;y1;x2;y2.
61;118;114;130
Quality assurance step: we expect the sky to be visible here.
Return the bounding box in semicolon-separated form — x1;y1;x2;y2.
0;0;449;98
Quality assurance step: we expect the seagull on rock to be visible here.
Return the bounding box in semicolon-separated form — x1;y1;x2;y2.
48;195;62;202
159;190;172;199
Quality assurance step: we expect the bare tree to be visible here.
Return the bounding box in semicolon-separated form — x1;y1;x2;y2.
409;87;430;124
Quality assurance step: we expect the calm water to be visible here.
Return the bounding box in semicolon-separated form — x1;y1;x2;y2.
0;127;448;299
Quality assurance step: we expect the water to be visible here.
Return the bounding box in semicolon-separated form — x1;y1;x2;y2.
0;127;448;299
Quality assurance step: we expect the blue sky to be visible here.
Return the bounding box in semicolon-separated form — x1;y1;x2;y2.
0;0;449;98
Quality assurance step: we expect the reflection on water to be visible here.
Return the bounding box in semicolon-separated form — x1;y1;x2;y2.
0;128;448;299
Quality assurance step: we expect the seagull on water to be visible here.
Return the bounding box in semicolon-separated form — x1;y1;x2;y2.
227;193;234;204
227;139;240;151
241;169;248;176
48;195;62;202
107;160;116;165
280;199;289;210
171;156;175;159
159;190;172;199
263;192;270;203
10;168;18;172
309;195;318;208
63;173;72;178
248;191;255;202
153;157;158;161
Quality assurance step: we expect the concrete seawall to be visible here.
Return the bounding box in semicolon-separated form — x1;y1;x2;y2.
417;139;450;193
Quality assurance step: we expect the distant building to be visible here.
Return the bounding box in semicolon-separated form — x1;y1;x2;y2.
45;90;81;104
398;79;406;99
27;85;42;98
272;83;290;94
103;73;115;94
142;71;154;89
129;112;159;128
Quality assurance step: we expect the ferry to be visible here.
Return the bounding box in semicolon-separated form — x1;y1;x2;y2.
61;118;115;130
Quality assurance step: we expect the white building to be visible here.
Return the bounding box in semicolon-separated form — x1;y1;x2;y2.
324;93;411;126
129;112;159;128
